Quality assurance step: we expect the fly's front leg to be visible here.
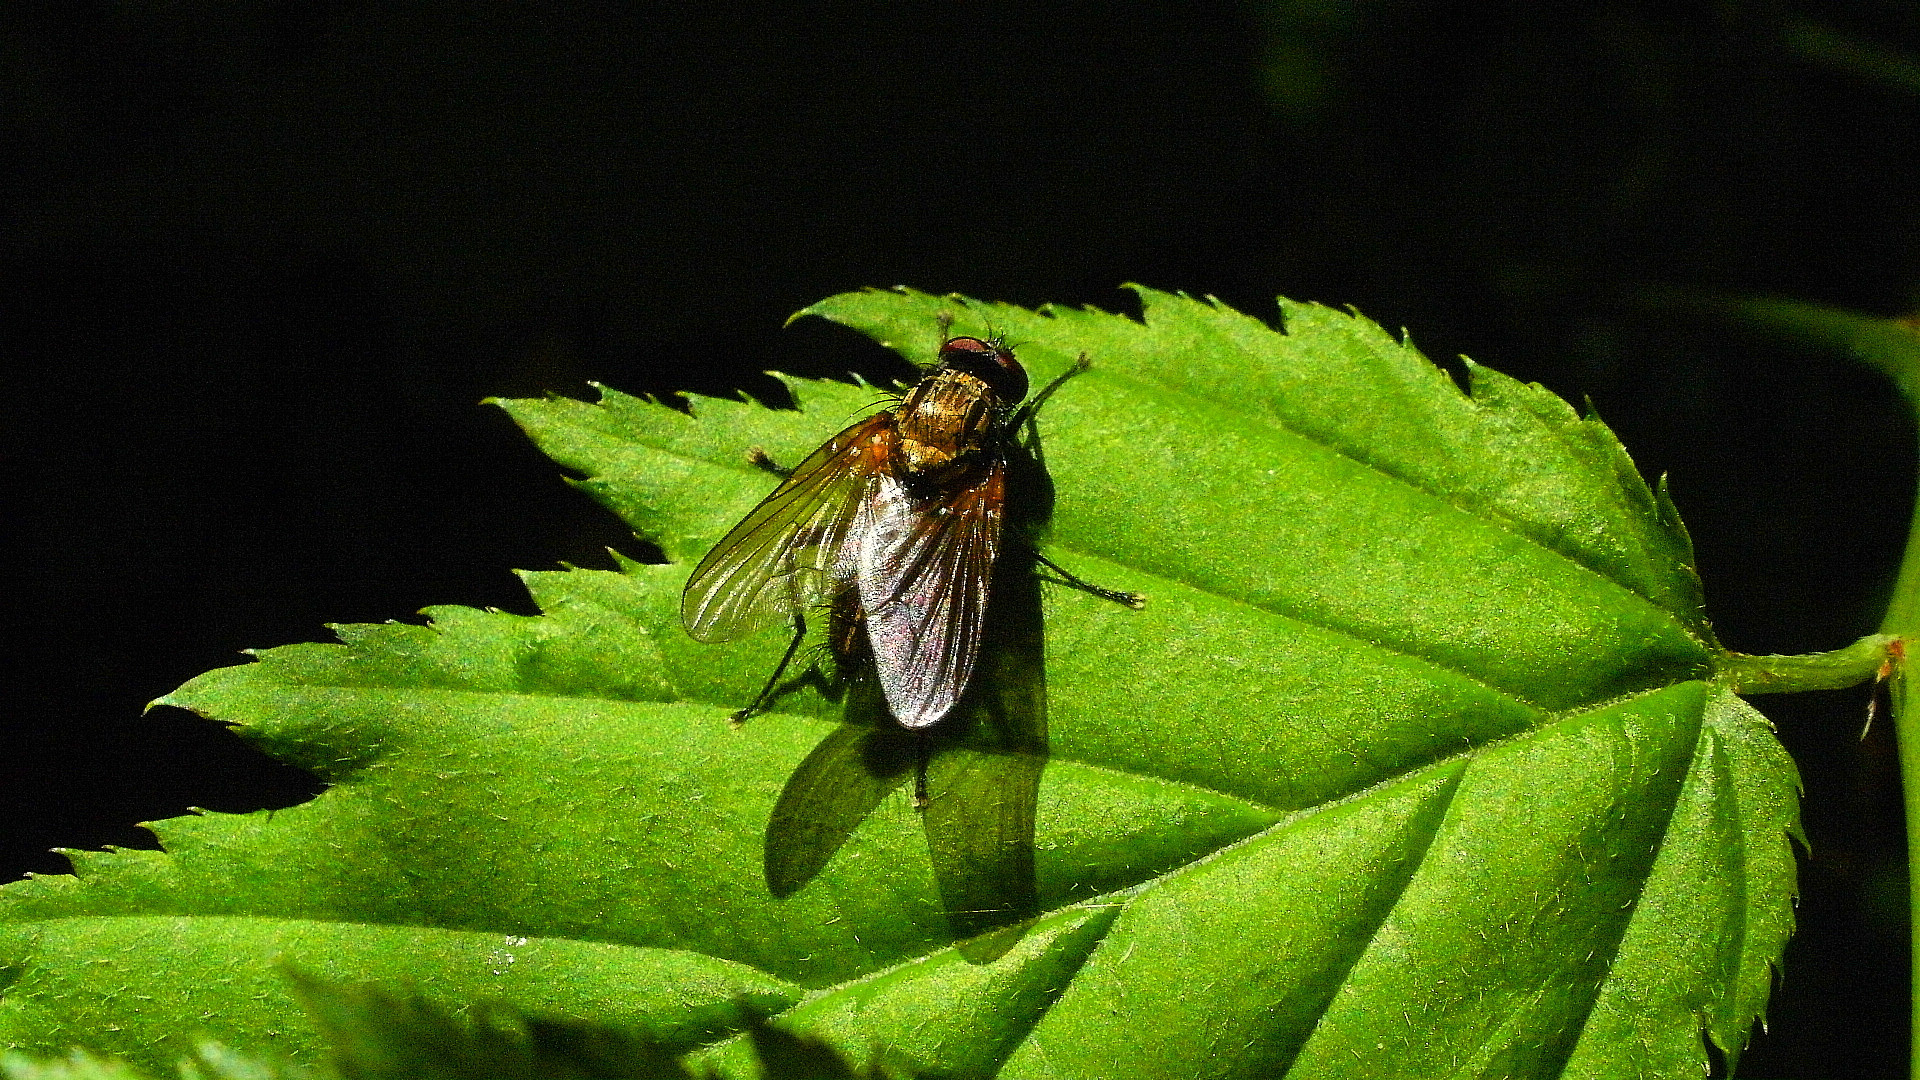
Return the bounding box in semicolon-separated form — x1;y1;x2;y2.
1015;352;1092;431
1035;551;1147;609
1008;350;1145;609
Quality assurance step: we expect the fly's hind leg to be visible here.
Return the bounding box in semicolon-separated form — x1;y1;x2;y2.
1034;551;1147;609
913;732;931;810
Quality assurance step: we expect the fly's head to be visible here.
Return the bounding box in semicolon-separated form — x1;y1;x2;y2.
892;334;1027;486
936;335;1028;409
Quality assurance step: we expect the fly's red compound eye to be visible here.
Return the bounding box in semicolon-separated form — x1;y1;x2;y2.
939;336;1028;403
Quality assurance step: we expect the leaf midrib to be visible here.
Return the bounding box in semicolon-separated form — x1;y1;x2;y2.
570;418;1603;710
940;296;1695;635
619;381;1703;694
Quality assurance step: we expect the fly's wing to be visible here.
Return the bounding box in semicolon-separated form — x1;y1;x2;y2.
680;414;891;642
857;460;1005;728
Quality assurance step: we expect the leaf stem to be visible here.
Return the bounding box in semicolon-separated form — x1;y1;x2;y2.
1717;635;1896;694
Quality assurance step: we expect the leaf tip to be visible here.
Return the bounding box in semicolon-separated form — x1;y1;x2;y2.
1119;281;1180;312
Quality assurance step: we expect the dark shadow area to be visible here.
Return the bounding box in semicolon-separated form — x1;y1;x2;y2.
922;544;1048;955
764;721;917;900
761;543;1051;960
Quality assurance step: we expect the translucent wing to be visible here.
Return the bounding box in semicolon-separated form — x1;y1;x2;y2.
857;460;1006;728
680;414;892;642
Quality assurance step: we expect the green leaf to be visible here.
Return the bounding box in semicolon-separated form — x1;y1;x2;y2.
286;970;899;1080
1;1041;312;1080
0;1051;155;1080
1;288;1797;1078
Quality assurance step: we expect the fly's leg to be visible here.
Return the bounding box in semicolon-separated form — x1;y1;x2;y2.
1014;352;1092;430
1009;350;1146;609
1035;551;1147;609
912;732;931;810
731;613;810;726
730;448;838;726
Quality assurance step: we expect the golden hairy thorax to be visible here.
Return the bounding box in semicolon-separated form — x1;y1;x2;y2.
892;367;1000;484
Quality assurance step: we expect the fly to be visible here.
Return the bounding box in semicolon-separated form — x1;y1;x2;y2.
680;321;1144;736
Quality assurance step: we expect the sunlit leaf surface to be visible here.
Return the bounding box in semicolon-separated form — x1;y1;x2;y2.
0;288;1797;1078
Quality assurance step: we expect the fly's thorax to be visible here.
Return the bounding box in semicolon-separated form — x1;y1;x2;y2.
893;366;1009;486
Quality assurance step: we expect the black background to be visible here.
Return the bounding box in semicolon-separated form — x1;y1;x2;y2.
4;2;1917;1075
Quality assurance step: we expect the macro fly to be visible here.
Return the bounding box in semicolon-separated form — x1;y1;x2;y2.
680;321;1144;742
